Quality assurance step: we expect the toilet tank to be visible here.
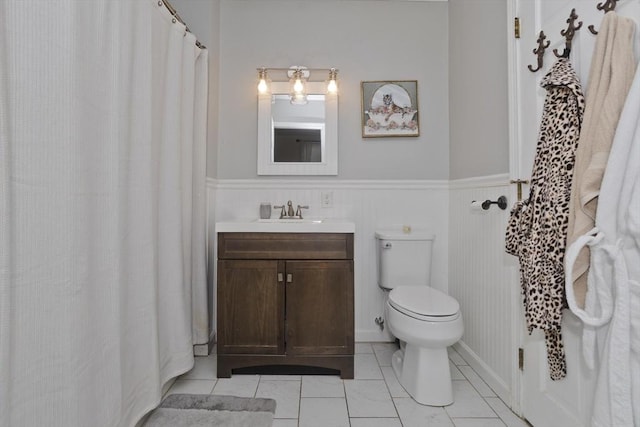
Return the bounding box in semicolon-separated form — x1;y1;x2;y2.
375;229;435;290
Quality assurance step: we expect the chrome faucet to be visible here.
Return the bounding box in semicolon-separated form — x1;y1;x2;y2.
272;200;309;219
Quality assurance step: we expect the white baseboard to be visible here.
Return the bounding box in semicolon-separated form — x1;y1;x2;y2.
193;331;216;356
193;344;209;357
454;340;511;407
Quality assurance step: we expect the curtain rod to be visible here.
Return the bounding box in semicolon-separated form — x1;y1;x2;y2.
160;0;206;49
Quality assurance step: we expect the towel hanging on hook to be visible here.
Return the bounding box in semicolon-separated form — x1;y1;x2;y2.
554;8;583;59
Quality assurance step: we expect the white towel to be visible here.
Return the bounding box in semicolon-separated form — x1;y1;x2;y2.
565;55;640;427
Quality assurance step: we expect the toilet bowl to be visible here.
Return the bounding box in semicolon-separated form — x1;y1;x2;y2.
384;286;463;406
375;229;463;406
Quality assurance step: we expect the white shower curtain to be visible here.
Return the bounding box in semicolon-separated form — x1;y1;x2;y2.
0;1;208;426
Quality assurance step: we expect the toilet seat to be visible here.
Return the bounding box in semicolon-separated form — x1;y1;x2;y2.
388;286;460;322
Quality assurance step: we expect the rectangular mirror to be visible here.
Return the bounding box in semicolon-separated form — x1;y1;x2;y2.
272;94;325;163
258;82;337;175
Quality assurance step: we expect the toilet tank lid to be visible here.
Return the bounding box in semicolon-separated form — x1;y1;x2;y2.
375;230;435;240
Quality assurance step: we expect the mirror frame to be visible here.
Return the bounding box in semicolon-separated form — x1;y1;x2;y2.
258;81;338;175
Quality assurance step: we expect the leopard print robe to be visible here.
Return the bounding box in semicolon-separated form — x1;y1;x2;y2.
506;58;585;380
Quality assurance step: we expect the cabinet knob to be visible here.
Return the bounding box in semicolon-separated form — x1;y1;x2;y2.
286;273;293;283
277;273;284;282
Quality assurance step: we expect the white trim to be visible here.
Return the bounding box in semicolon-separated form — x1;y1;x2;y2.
207;175;519;406
258;82;338;175
448;173;510;190
507;0;522;182
506;0;523;417
193;343;209;357
248;0;448;1
454;341;511;407
208;178;449;190
194;330;217;356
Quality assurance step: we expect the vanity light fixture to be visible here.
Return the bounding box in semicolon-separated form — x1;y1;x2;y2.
256;65;339;103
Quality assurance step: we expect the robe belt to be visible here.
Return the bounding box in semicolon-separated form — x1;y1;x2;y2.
565;227;635;426
565;227;614;328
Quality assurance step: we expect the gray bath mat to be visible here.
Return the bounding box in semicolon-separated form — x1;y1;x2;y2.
143;394;276;427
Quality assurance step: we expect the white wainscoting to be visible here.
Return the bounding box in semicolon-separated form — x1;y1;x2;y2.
448;174;520;406
206;178;449;343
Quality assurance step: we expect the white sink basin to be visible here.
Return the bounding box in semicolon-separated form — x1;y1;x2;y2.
256;218;323;224
216;219;354;233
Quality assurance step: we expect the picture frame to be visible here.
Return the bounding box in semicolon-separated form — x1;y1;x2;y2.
361;80;419;138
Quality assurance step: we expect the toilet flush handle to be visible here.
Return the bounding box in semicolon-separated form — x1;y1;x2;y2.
383;242;392;249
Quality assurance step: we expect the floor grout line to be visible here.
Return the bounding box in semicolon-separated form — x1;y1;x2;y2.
172;344;526;427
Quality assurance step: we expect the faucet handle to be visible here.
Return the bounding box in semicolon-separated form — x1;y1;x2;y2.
273;205;286;219
296;205;309;218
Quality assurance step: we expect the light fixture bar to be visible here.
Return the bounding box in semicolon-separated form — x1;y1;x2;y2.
256;66;339;80
256;66;339;100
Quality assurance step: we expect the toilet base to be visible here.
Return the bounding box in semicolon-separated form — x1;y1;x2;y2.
391;343;453;406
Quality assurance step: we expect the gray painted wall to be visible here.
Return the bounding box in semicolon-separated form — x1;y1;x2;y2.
448;0;509;179
218;0;450;179
171;0;510;180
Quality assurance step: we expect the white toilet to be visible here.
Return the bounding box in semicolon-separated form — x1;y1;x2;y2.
376;229;463;406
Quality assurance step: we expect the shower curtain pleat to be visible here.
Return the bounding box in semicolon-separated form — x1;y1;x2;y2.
0;1;208;426
0;2;13;426
190;47;209;346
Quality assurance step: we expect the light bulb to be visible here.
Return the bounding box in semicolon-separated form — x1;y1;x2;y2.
258;78;268;94
327;79;337;94
288;67;308;104
326;68;338;94
257;68;269;94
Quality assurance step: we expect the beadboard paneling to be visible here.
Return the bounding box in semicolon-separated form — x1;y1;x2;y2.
205;177;520;406
448;175;519;405
207;179;449;343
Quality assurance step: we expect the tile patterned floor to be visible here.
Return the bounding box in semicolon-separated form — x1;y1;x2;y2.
166;343;529;427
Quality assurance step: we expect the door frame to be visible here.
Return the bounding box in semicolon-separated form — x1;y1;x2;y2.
506;0;525;417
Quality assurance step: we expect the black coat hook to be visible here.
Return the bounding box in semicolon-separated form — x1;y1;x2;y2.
589;0;618;35
528;31;550;72
553;8;583;58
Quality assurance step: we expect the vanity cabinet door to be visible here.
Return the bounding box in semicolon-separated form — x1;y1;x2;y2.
217;260;285;355
285;260;354;356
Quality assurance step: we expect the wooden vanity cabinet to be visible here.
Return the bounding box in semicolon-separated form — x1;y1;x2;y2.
217;232;354;379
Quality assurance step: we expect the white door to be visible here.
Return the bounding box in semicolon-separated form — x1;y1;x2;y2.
508;1;640;426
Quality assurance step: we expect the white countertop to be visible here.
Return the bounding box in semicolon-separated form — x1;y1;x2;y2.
215;218;355;233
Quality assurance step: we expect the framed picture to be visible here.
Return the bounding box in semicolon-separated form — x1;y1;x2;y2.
361;80;419;138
